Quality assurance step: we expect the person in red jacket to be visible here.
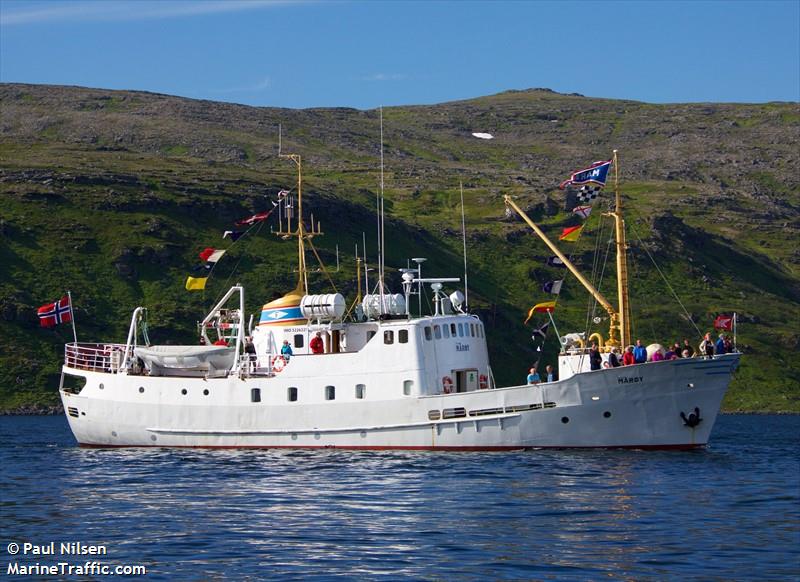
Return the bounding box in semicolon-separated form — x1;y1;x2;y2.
310;331;324;354
622;345;636;366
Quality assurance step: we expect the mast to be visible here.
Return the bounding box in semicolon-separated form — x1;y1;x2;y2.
504;195;622;346
277;153;321;296
609;150;631;347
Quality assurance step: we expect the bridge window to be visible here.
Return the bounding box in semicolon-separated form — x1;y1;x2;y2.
287;387;298;402
458;323;464;337
434;325;442;340
403;380;414;396
294;334;304;348
399;329;408;343
443;325;450;339
384;330;394;344
325;385;335;401
424;326;432;341
451;323;457;336
355;384;366;399
251;388;261;403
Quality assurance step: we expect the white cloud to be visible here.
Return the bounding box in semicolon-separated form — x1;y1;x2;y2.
1;0;302;26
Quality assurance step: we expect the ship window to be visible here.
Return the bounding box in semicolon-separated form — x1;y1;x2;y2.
451;323;457;336
399;329;408;343
325;385;335;400
251;388;261;403
424;326;432;341
367;330;377;342
470;323;475;337
479;325;484;338
294;334;304;348
288;387;298;402
384;330;394;344
458;323;464;337
403;380;414;396
443;325;450;338
434;325;442;339
428;410;441;421
356;384;366;399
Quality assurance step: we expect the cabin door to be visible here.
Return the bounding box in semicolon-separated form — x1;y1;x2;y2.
455;369;479;393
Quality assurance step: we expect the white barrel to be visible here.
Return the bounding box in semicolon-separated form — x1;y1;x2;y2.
300;294;346;321
361;293;407;318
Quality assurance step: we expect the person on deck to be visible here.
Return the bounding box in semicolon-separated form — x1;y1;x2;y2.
683;339;695;358
280;340;293;361
700;334;715;358
651;349;665;362
527;367;541;384
715;334;727;355
589;343;602;371
724;336;734;354
545;365;556;383
213;338;228;346
310;332;324;354
633;340;648;364
608;348;621;368
244;337;256;371
623;346;636;366
664;346;676;360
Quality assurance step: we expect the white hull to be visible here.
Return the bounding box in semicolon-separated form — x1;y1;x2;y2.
60;354;739;450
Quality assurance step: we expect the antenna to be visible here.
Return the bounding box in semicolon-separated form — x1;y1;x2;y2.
412;257;427;316
378;106;386;312
460;181;469;310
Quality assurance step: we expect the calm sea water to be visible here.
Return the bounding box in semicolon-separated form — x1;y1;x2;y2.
1;414;798;581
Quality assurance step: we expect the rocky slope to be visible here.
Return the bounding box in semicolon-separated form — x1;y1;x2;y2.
1;83;798;411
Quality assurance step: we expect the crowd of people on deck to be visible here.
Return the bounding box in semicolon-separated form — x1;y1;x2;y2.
527;332;735;384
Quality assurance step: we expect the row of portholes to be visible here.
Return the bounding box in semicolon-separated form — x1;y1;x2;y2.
561;411;612;424
288;430;369;441
130;386;211;396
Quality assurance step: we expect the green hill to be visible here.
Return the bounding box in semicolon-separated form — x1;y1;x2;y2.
1;83;798;412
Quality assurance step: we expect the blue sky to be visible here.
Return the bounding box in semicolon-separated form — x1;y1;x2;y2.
1;0;798;109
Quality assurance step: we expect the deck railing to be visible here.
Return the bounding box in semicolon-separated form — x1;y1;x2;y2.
64;342;128;373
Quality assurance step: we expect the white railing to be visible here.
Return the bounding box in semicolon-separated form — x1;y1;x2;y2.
64;342;128;373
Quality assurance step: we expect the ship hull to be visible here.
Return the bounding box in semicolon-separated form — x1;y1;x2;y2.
60;354;739;450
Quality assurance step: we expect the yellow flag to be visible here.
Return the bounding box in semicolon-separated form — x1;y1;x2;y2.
185;276;208;291
524;301;556;324
559;225;583;242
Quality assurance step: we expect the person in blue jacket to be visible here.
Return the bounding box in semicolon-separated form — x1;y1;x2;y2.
715;334;727;355
633;339;648;364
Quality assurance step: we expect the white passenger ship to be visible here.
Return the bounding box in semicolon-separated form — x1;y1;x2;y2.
59;152;739;449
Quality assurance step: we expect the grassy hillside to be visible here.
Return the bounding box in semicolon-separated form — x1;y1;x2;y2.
1;83;798;412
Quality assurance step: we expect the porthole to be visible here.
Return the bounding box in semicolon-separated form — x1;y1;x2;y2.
111;431;118;437
181;389;187;395
203;389;209;396
360;430;367;438
150;435;157;441
139;386;145;393
603;411;612;418
561;416;569;424
291;433;298;440
314;433;321;440
99;383;104;390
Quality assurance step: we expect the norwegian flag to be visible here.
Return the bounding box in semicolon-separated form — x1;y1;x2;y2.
37;295;72;328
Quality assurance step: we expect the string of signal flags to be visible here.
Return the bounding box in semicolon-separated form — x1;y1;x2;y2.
185;189;291;291
524;159;613;345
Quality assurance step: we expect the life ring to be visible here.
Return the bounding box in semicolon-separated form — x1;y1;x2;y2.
271;355;286;373
479;374;488;389
442;376;453;394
